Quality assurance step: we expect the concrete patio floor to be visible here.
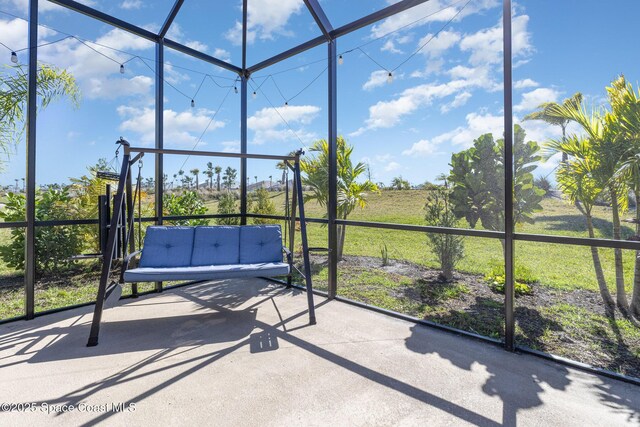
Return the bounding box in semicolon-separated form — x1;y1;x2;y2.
0;278;637;427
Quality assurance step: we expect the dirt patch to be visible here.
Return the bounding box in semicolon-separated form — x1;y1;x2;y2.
306;254;640;379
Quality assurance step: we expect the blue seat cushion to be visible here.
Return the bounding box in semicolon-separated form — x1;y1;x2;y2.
123;263;290;282
239;225;283;264
191;226;240;266
139;226;195;268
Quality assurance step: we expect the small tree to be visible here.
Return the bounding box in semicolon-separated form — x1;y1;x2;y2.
449;125;545;250
163;191;207;226
217;192;240;225
424;177;464;281
250;188;277;224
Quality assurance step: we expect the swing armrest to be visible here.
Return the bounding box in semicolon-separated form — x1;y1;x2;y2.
123;250;142;271
282;247;293;265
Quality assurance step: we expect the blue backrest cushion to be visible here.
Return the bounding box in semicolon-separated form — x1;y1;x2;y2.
239;225;283;264
139;226;195;268
191;226;241;266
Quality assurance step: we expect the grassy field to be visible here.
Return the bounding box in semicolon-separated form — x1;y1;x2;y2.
0;189;638;377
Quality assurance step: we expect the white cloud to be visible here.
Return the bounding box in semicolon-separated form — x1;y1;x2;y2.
440;91;472;113
1;0;96;13
362;70;396;91
213;48;231;62
225;0;304;45
459;14;533;66
384;162;401;172
418;30;461;58
86;75;153;100
248;104;320;144
402;139;441;157
381;40;403;54
514;78;539;89
120;0;142;10
432;112;505;148
117;106;225;146
514;88;560;112
371;0;500;38
166;23;209;54
221;140;240;153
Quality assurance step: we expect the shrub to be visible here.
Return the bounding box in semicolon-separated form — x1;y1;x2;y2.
381;243;389;266
217;192;240;225
484;262;537;296
163;190;208;226
0;189;83;274
250;188;277;224
424;180;464;281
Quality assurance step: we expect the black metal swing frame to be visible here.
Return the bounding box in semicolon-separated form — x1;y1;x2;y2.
87;138;317;347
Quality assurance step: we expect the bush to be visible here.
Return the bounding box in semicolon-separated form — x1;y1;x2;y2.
484;262;537;297
0;189;84;274
163;191;208;226
217;192;240;225
424;181;464;281
250;188;277;224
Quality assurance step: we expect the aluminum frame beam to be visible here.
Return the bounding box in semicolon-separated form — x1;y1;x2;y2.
502;0;515;351
159;0;185;39
303;0;334;40
249;0;432;73
47;0;158;42
327;40;338;299
164;39;242;75
24;0;38;320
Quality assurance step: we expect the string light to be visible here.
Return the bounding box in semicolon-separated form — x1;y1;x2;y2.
252;91;257;99
338;54;343;65
284;101;288;106
234;86;238;94
119;64;125;74
191;99;195;108
387;72;393;84
10;51;17;63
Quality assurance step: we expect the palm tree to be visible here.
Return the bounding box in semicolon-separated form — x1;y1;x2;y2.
214;166;222;191
1;63;80;158
547;82;632;317
222;167;237;190
205;162;215;189
609;76;640;318
178;169;185;189
524;92;583;163
302;137;378;260
390;176;410;190
547;135;615;315
269;175;273;189
190;168;200;190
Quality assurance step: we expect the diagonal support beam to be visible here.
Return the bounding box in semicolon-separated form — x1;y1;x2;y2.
331;0;431;39
249;0;432;73
159;0;185;39
303;0;333;40
164;39;243;75
47;0;158;42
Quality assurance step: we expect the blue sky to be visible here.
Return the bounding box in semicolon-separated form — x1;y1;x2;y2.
0;0;639;187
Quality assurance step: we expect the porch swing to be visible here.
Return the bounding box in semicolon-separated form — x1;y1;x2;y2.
87;138;317;346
